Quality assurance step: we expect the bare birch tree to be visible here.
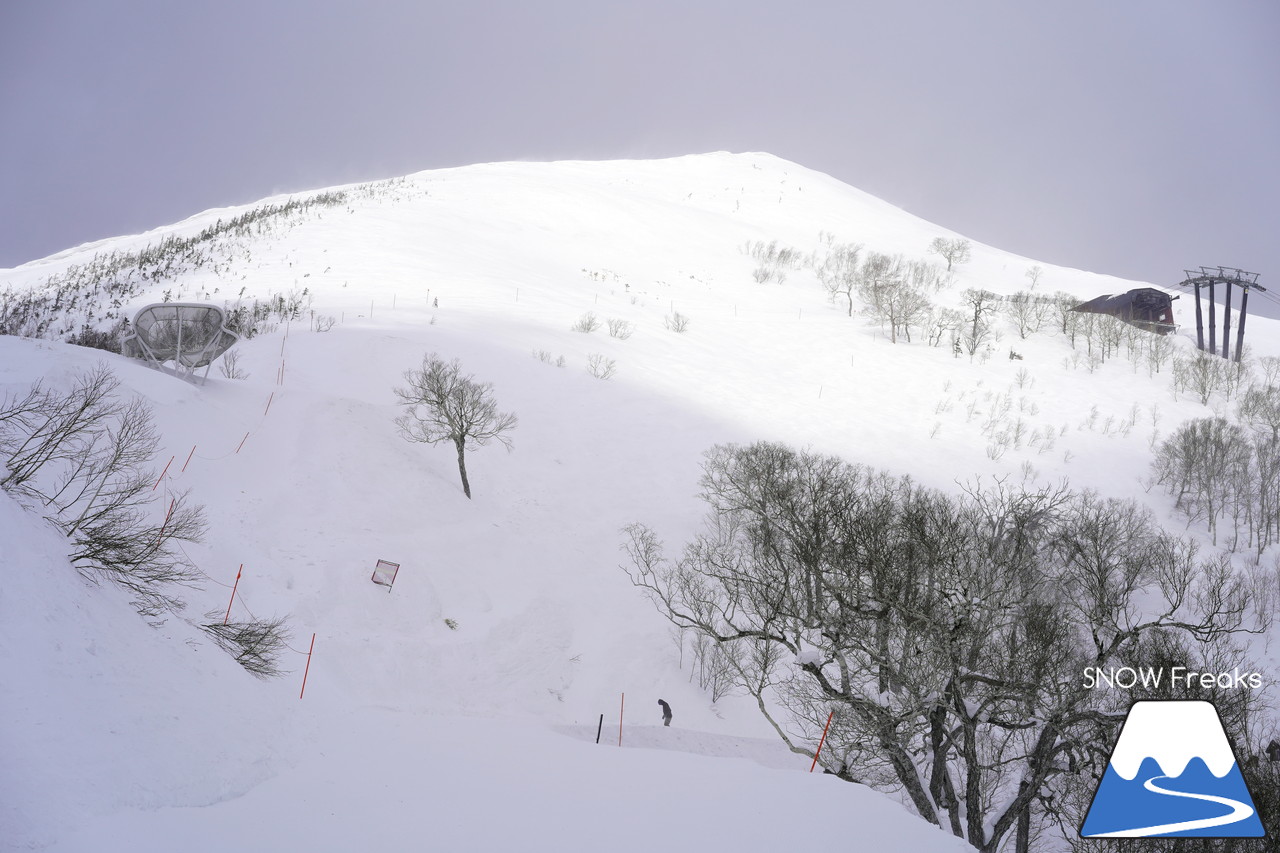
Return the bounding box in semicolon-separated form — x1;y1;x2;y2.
813;242;863;317
929;237;971;271
394;353;518;499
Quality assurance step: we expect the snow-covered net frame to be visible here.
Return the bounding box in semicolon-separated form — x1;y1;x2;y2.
371;559;400;592
120;302;239;383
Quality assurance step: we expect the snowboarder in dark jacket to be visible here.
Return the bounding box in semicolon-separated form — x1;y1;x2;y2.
658;699;672;727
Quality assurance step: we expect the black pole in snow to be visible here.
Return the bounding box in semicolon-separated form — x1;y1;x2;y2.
1223;280;1233;361
596;714;604;744
1236;287;1251;364
1194;281;1205;352
1208;279;1217;356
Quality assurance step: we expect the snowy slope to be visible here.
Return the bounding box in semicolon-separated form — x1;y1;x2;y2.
1;153;1274;851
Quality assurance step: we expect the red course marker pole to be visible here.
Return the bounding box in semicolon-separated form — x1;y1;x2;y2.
618;693;625;747
299;633;316;699
263;391;275;417
810;710;835;772
156;497;175;542
235;432;250;453
180;445;197;473
152;455;174;490
223;564;243;625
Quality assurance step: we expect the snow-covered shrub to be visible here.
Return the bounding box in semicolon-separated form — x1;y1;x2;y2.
200;616;292;678
586;353;617;380
743;239;802;284
67;320;128;353
219;349;249;380
571;312;600;333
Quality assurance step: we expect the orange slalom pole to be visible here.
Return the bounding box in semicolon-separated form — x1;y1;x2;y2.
299;633;316;699
152;455;174;490
618;692;625;746
180;445;196;473
810;710;835;772
154;497;176;546
263;391;275;416
235;432;250;453
223;564;242;625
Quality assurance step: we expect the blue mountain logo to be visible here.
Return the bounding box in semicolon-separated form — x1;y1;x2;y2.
1081;700;1265;838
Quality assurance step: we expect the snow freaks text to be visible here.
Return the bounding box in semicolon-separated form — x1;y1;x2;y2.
1083;666;1263;690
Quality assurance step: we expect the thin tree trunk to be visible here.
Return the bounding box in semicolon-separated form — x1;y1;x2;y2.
1015;781;1030;853
455;438;471;499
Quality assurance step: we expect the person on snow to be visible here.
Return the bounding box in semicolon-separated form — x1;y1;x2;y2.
658;699;672;727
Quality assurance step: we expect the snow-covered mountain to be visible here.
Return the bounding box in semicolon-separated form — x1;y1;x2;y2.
1110;701;1240;780
1;152;1274;852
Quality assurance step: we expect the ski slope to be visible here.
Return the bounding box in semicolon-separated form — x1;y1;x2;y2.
1;152;1275;851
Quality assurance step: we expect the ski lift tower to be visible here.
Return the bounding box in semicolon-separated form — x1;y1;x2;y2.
1178;267;1265;363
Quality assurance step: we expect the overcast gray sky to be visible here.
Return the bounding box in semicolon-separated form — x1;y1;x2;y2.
2;1;1277;301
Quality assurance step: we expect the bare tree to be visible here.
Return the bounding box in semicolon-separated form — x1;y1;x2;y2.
1157;400;1280;554
201;614;292;678
925;306;965;348
219;349;249;379
1173;353;1225;405
1025;265;1044;290
885;261;942;343
744;239;803;284
394;353;518;499
0;364;206;616
1052;292;1083;347
571;312;601;333
855;253;938;343
813;242;863;316
1153;417;1252;546
1239;385;1280;441
929;237;972;271
1005;291;1051;340
0;366;117;497
1145;329;1175;376
960;288;1000;359
606;318;634;339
